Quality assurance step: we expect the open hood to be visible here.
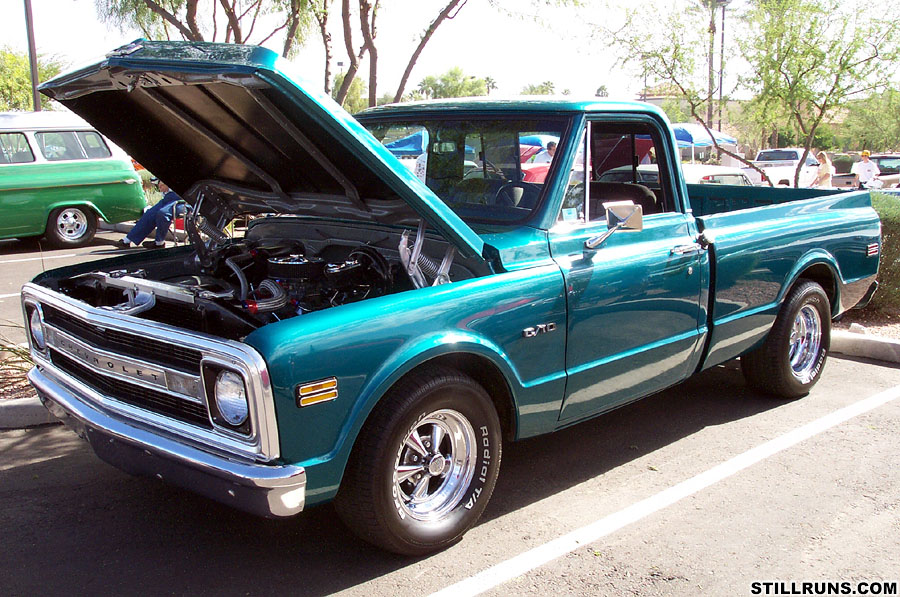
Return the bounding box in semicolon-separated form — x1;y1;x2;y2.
39;40;484;259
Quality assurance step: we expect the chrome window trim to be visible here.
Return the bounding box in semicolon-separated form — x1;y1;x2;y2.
21;282;280;463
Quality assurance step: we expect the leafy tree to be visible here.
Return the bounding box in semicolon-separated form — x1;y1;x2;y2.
599;1;763;177
595;85;609;97
94;0;315;58
416;67;487;99
485;77;498;95
332;71;368;113
839;89;900;152
660;98;691;122
740;0;900;185
521;81;555;95
0;47;64;111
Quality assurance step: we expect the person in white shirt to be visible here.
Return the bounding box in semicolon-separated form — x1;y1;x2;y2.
531;141;557;164
810;151;834;188
851;150;880;188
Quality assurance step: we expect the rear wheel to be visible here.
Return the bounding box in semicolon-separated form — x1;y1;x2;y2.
741;280;831;398
46;206;97;247
335;366;502;555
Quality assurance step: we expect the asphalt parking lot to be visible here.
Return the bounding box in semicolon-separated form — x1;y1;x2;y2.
2;355;897;596
0;230;131;344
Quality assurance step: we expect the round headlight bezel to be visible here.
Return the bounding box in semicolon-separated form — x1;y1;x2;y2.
29;306;46;351
214;369;249;427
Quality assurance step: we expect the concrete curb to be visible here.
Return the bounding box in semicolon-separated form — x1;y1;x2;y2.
0;396;57;429
830;330;900;364
2;330;897;431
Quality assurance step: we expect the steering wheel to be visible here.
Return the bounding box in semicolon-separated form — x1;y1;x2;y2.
493;181;532;207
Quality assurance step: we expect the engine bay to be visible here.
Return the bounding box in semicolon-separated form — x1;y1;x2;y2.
48;206;483;341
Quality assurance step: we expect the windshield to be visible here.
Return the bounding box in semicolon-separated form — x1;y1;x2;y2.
361;116;569;224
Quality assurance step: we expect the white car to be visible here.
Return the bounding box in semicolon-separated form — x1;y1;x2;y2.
680;164;755;186
598;164;753;187
743;148;819;187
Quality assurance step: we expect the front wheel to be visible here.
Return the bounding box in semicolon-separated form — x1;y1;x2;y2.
46;206;97;247
741;280;831;398
335;366;502;555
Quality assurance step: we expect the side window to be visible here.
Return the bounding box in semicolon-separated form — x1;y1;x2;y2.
77;131;111;159
34;131;88;161
561;122;672;224
0;133;34;164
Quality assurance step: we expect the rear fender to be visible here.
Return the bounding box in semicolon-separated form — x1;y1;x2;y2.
777;250;841;318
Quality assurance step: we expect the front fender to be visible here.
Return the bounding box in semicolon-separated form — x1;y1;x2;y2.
244;265;568;505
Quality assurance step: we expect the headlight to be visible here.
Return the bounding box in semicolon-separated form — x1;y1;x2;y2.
29;307;46;351
214;370;249;426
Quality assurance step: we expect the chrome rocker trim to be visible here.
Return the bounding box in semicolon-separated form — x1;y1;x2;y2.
29;366;307;518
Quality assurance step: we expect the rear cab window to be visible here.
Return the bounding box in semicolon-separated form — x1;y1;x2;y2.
0;132;35;164
560;121;674;224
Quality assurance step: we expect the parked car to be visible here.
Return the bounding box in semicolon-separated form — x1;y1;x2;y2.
742;147;819;187
600;164;753;187
24;41;880;556
0;111;146;247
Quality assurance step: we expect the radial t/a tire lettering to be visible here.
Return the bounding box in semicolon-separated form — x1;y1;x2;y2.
741;280;831;398
335;365;502;556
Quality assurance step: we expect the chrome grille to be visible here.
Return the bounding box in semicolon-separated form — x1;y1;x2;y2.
49;348;212;428
42;303;203;373
23;282;281;463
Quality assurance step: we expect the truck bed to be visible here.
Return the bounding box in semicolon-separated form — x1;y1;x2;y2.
687;184;880;369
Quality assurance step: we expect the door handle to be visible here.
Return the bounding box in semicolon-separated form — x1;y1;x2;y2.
670;243;703;256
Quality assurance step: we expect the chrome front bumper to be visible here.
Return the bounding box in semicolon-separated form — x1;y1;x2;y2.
30;366;307;518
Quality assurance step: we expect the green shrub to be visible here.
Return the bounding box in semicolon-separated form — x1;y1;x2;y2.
868;192;900;313
832;154;853;174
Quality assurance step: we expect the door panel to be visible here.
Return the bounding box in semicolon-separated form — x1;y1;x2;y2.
552;212;705;422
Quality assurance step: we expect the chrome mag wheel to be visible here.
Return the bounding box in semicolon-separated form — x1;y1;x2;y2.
393;409;477;522
56;208;89;241
789;303;822;383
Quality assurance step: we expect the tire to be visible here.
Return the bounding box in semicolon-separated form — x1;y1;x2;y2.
741;280;831;398
46;206;97;247
335;366;502;556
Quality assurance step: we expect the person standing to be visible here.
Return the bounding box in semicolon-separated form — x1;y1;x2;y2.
115;178;185;249
531;141;557;164
851;150;880;189
810;151;834;188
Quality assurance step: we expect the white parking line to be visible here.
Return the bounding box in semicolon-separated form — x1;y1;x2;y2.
0;253;76;265
0;292;20;300
431;385;900;597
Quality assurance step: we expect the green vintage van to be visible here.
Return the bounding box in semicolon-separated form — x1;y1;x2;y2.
0;111;146;247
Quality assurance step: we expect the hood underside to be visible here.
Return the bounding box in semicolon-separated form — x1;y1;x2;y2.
39;40;484;259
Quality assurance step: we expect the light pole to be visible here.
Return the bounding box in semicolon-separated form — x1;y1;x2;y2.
23;0;41;111
716;0;731;131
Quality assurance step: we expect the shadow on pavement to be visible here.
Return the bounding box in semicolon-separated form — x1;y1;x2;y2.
0;363;796;595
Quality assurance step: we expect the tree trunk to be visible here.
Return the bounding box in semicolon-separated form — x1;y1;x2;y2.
359;1;379;107
185;0;203;41
393;0;467;103
335;0;367;104
219;0;243;44
142;0;202;41
311;2;334;93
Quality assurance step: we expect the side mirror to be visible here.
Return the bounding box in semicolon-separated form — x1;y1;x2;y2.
585;202;643;250
605;201;643;232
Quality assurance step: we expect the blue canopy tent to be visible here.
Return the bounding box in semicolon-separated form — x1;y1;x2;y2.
519;134;559;148
384;130;426;157
672;123;737;163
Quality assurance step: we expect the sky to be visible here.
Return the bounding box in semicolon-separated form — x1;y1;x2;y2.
0;0;643;101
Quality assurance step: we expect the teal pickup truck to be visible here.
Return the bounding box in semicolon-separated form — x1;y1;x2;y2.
22;41;880;555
